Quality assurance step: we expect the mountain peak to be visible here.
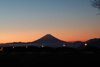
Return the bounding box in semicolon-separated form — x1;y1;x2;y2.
42;34;55;39
44;34;54;37
46;34;52;36
32;34;68;47
33;34;67;43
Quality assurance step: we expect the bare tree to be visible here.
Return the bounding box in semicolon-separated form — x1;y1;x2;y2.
91;0;100;11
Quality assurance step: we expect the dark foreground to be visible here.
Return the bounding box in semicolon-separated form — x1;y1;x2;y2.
0;47;100;66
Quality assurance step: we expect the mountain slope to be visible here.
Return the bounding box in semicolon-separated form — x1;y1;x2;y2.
33;34;66;43
31;34;69;47
86;38;100;48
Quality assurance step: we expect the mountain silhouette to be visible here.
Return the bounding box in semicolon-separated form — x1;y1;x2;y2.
86;38;100;48
86;38;100;44
73;41;84;48
78;38;100;49
0;34;70;47
1;34;100;48
31;34;68;47
33;34;66;43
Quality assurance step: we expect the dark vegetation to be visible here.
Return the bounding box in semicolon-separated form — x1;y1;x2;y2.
91;0;100;14
0;46;100;66
92;0;100;10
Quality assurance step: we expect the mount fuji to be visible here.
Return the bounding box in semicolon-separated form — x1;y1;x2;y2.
29;34;69;47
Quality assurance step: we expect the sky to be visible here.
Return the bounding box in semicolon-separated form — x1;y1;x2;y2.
0;0;100;43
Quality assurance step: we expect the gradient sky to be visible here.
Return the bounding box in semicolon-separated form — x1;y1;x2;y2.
0;0;100;43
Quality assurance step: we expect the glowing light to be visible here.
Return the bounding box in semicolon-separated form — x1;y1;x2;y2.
63;44;66;47
85;43;87;46
13;47;15;48
42;45;44;47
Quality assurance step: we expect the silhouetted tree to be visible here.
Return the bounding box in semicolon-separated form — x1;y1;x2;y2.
91;0;100;13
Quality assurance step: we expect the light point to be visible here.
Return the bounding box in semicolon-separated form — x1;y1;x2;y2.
42;45;44;47
85;43;87;46
63;44;66;47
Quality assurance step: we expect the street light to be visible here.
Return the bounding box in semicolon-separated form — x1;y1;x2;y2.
13;47;15;49
63;44;66;47
42;45;44;47
85;43;87;46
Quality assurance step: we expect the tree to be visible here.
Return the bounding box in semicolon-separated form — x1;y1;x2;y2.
91;0;100;11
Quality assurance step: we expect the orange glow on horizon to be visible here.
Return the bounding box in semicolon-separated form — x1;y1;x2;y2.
0;34;99;43
0;29;100;43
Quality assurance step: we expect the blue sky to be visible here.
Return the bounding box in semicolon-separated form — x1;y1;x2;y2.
0;0;100;43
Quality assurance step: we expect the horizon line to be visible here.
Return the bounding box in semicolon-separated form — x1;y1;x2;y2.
0;39;94;44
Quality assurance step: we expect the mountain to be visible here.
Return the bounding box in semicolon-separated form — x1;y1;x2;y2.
78;38;100;49
86;38;100;48
86;38;100;44
1;42;27;47
30;34;69;47
0;34;71;47
72;41;84;48
33;34;66;43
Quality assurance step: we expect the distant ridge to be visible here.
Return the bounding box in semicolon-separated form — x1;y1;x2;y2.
78;38;100;49
1;34;100;48
86;38;100;48
86;38;100;44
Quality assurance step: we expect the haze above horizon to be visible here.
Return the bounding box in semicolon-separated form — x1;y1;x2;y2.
0;0;100;43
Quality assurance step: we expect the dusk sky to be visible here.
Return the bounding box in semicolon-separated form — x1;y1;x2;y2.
0;0;100;43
